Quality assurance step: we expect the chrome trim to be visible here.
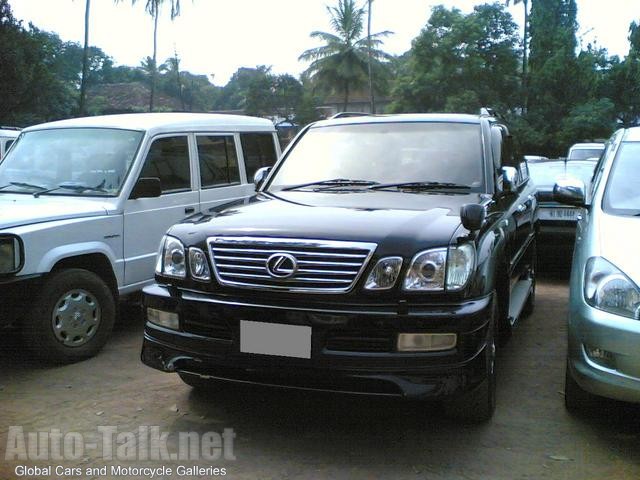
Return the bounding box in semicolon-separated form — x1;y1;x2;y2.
208;236;377;293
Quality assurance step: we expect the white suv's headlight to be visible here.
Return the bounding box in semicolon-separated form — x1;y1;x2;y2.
156;235;186;278
403;244;475;292
0;236;21;274
584;257;640;320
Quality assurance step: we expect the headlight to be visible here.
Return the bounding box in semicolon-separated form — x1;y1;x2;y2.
189;247;211;281
403;244;475;292
156;235;186;278
0;236;21;274
364;256;403;290
446;243;475;291
403;248;447;291
584;257;640;320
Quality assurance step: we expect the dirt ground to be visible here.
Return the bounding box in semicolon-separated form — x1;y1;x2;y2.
1;261;640;480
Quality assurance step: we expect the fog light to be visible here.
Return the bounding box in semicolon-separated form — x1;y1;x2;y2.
147;308;179;330
585;344;616;369
397;333;457;352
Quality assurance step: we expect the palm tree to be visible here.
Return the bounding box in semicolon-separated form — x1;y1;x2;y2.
78;0;91;116
299;0;391;112
115;0;181;112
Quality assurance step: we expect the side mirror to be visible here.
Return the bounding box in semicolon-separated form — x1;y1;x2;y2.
460;203;486;232
129;177;161;199
553;178;586;207
501;166;518;193
253;167;271;191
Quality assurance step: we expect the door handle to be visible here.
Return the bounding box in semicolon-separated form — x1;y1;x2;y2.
185;207;195;214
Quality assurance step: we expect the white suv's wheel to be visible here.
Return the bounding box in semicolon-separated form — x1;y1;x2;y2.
24;269;116;363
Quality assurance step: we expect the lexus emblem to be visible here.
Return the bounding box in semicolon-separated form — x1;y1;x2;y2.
266;253;298;278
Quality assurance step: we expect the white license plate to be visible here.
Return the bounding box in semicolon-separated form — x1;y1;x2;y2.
539;207;579;221
240;320;311;359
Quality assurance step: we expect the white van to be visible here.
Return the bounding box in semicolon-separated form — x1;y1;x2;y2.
0;127;20;159
0;113;280;362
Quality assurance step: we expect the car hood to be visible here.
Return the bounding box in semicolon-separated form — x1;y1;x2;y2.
0;194;111;230
172;190;487;253
598;212;640;285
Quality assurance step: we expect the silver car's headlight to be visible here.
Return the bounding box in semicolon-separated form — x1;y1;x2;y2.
584;257;640;320
156;235;186;278
0;236;21;274
403;244;475;292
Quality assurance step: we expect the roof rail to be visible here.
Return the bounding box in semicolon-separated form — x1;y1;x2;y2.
0;126;22;131
329;112;371;120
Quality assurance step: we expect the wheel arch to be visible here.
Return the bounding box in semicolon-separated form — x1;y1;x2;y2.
49;253;119;300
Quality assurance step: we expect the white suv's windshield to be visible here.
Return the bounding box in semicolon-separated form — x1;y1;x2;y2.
604;142;640;215
268;122;484;191
0;128;143;196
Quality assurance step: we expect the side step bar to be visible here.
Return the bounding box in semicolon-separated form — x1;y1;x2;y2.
508;278;533;326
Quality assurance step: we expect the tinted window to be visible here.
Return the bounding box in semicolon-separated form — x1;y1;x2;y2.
140;136;190;193
197;135;240;187
5;139;14;151
604;142;640;214
269;122;484;190
240;133;278;181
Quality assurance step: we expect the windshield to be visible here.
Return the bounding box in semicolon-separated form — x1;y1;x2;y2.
529;161;596;189
604;142;640;215
268;122;484;191
0;128;143;196
567;148;603;161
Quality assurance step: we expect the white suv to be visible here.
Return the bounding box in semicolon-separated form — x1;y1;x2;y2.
0;113;280;362
0;127;20;159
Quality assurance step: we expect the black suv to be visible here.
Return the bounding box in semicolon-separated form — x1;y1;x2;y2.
141;112;538;422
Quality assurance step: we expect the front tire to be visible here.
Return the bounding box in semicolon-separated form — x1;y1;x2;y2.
444;302;497;423
24;269;116;363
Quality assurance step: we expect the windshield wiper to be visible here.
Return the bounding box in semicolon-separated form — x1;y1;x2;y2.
34;181;107;198
369;181;472;191
281;178;380;191
7;181;49;192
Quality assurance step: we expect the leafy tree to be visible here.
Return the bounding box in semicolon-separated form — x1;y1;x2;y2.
299;0;392;111
390;4;520;114
602;22;640;127
114;0;182;112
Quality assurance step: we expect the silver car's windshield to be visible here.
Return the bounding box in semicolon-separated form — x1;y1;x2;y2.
604;142;640;215
268;122;484;191
0;128;143;196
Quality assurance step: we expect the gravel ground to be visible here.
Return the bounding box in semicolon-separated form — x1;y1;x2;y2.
1;261;639;480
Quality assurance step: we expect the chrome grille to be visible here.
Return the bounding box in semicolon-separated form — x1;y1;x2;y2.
208;237;377;293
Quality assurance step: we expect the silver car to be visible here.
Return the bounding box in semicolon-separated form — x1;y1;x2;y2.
555;128;640;409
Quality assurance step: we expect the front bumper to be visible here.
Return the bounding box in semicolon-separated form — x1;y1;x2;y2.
142;285;494;399
567;299;640;403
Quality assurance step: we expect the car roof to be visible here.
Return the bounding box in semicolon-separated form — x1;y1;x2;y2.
311;113;482;128
568;142;604;149
0;128;21;138
623;126;640;141
22;112;275;135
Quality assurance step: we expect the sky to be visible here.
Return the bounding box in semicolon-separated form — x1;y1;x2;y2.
9;0;640;86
